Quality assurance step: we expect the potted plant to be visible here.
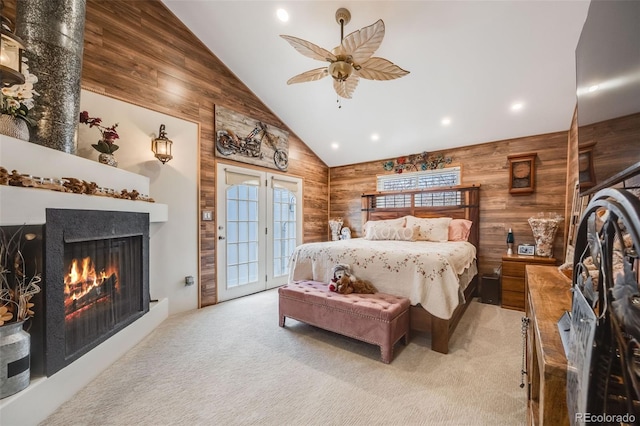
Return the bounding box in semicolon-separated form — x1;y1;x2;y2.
79;110;120;167
0;226;41;398
0;58;39;141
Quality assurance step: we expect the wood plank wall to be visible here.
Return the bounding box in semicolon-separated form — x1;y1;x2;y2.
330;132;569;277
579;112;640;189
3;0;329;307
564;111;639;265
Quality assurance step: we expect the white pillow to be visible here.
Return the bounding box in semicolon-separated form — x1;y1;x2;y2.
405;216;452;242
365;223;418;241
362;217;406;234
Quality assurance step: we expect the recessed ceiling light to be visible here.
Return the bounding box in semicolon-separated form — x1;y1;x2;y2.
588;84;600;92
277;9;289;22
441;117;451;126
371;133;379;141
331;142;339;150
511;102;524;111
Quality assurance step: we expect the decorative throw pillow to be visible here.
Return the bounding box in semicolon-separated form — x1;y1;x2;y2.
364;223;418;241
362;217;406;234
405;216;452;242
448;219;473;241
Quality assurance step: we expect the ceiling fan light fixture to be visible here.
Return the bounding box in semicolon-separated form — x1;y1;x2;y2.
280;8;409;99
329;60;352;82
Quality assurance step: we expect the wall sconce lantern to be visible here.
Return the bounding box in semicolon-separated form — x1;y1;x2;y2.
151;124;173;165
0;3;26;86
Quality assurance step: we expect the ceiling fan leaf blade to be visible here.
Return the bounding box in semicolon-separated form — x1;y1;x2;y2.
342;19;385;64
333;75;359;99
357;57;410;81
287;68;329;84
332;44;347;57
280;35;337;62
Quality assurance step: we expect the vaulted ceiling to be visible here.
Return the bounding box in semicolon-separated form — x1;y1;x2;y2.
162;1;590;167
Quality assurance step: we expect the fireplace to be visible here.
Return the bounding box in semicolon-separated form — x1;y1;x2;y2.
44;209;150;376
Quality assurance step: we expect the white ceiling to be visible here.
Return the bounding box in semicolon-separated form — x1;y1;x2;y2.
162;1;590;167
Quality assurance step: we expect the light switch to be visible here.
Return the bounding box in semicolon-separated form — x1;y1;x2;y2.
202;210;213;221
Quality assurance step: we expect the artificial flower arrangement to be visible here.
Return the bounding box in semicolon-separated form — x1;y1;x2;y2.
0;58;39;127
383;152;453;174
79;110;120;154
0;227;42;326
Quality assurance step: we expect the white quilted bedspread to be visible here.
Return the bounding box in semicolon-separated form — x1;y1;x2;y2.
287;238;477;320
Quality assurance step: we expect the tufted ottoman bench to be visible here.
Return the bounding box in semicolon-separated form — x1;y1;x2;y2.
278;280;411;363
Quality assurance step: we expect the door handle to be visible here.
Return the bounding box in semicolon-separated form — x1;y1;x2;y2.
218;236;225;240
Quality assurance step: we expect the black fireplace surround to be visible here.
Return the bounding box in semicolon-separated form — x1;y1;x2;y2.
44;209;150;376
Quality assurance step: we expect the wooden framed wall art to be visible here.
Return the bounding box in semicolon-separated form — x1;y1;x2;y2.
508;152;536;195
578;142;597;190
215;106;289;171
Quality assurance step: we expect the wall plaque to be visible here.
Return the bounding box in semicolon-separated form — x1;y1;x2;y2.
508;152;536;195
215;106;289;171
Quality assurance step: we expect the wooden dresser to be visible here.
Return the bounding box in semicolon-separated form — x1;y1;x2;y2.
502;254;556;311
525;265;572;426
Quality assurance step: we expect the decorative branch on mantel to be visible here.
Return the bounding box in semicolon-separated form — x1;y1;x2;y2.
0;166;155;202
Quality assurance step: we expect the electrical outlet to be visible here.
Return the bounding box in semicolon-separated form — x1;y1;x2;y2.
202;210;213;221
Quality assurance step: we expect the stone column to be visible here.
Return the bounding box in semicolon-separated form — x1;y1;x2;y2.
15;0;86;154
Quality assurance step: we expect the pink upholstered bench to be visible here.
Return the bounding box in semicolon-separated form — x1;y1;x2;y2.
278;280;411;363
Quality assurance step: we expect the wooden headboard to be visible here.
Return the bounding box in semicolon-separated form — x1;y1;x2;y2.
361;185;481;249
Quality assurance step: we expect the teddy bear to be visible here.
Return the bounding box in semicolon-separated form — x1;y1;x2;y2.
329;263;376;294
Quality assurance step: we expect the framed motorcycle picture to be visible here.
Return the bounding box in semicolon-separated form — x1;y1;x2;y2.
214;105;289;171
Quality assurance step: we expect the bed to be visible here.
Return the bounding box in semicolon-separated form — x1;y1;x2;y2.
288;185;480;354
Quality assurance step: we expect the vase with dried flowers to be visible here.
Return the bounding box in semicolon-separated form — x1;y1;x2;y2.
528;213;564;258
79;110;120;167
0;226;42;398
0;57;39;141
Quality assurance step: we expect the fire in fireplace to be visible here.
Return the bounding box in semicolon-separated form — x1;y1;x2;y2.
45;209;150;376
65;256;119;316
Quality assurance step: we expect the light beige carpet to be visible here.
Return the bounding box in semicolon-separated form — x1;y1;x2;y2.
40;290;526;426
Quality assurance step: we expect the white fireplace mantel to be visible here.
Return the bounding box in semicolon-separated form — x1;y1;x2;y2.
0;136;168;225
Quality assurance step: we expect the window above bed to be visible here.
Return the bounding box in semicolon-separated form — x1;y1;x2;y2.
374;167;462;208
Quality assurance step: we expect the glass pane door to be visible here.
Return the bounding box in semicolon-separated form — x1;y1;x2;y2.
217;165;302;299
225;184;259;288
217;166;265;301
267;178;301;288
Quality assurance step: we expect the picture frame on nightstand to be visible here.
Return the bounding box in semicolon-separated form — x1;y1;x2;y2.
517;244;535;256
508;152;536;195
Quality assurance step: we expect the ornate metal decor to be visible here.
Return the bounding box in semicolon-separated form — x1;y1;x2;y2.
568;187;640;424
382;151;452;174
214;106;289;171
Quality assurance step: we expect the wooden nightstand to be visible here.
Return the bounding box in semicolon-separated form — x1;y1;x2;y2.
501;254;556;311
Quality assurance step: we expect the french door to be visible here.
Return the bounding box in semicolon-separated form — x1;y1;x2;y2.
216;164;302;302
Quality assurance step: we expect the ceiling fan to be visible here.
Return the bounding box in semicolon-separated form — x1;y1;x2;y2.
280;8;409;99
